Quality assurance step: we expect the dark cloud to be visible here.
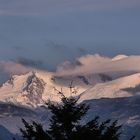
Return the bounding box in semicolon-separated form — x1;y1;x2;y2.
75;60;83;66
14;57;44;70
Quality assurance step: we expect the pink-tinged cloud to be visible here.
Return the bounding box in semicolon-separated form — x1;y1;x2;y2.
56;54;140;78
0;61;31;75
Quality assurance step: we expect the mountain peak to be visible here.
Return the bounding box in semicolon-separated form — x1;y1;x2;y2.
0;71;47;107
21;72;46;106
112;54;128;61
0;71;90;107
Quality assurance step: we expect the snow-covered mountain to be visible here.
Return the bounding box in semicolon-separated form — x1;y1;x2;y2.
0;71;58;107
1;69;140;107
112;54;128;61
79;73;140;102
0;71;112;107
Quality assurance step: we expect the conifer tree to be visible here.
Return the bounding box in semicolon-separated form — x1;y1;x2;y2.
47;94;89;140
20;119;51;140
19;89;135;140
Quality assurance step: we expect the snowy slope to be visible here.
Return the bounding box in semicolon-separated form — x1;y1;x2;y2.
1;70;140;107
0;72;77;107
79;73;140;102
0;71;111;107
0;72;98;106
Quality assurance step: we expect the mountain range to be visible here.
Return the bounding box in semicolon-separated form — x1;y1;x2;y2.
0;54;140;139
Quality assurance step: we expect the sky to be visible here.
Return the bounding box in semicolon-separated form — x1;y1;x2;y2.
0;0;140;71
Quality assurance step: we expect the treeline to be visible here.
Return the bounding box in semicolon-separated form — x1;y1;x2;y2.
14;92;135;140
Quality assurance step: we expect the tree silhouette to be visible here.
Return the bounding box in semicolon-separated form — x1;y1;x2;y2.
19;90;135;140
47;94;89;140
20;119;51;140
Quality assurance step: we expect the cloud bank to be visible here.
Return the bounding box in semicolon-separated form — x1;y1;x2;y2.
56;54;140;77
0;61;32;84
2;54;140;84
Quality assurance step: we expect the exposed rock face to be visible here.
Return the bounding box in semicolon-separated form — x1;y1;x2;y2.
22;72;46;106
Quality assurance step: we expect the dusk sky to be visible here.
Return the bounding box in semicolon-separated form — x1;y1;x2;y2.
0;0;140;70
0;1;140;137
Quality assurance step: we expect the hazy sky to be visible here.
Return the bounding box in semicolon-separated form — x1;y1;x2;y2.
0;0;140;70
